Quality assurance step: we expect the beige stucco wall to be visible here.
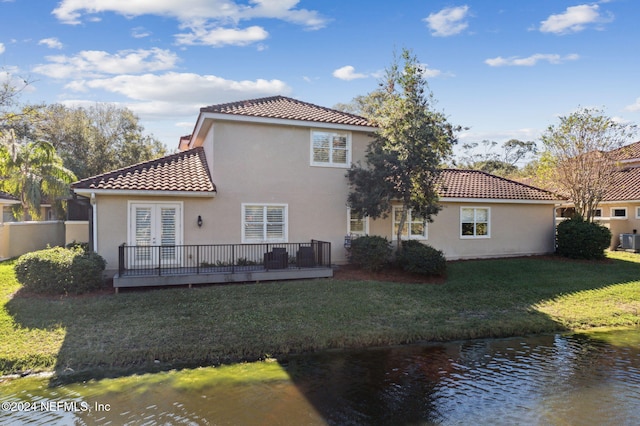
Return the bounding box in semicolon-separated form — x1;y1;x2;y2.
92;118;558;273
0;221;65;260
65;221;90;246
592;202;640;249
367;202;557;260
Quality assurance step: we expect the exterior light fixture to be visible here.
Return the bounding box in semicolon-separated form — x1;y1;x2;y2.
197;215;203;227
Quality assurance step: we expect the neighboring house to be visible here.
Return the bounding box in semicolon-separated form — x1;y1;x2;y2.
71;96;562;286
0;191;20;223
0;191;66;260
557;140;640;250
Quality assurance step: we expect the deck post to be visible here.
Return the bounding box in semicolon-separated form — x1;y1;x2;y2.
231;245;235;274
196;245;200;275
158;245;162;276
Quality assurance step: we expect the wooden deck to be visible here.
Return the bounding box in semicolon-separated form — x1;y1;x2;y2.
114;240;333;291
114;264;333;290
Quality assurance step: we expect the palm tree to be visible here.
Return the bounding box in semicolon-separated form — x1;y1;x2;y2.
0;131;76;220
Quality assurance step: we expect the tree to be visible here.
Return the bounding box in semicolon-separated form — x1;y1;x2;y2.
16;103;167;179
346;49;461;249
457;139;537;177
541;107;637;221
0;133;76;220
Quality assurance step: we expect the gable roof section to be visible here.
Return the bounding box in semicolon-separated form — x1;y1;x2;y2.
71;147;216;196
609;140;640;161
439;169;563;202
601;167;640;201
0;191;19;204
200;96;373;127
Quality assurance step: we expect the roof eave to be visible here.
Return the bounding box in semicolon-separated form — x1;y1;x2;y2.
198;111;377;133
72;188;217;198
439;197;564;204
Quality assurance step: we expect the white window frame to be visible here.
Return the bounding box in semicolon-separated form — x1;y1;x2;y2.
594;208;602;218
347;208;369;237
460;206;491;239
127;201;184;266
391;206;428;240
610;207;627;220
242;203;288;243
635;207;640;219
310;129;352;168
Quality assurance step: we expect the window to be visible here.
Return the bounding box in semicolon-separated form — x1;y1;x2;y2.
611;208;627;219
242;204;287;243
311;130;351;167
636;207;640;219
460;207;490;238
392;206;427;240
347;209;369;237
594;208;602;218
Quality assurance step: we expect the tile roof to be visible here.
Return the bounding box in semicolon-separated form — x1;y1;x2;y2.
602;167;640;201
200;96;373;127
0;191;18;202
439;169;564;201
71;147;216;193
610;141;640;161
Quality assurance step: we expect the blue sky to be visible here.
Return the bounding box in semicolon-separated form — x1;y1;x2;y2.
1;0;639;154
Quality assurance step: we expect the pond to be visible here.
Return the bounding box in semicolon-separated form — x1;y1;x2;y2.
1;328;639;425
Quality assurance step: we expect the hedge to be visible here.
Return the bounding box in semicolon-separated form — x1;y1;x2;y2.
14;246;106;295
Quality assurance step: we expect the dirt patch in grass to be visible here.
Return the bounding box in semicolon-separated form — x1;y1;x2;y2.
332;264;445;284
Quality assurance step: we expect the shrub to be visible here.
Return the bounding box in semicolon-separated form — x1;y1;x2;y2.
348;235;392;272
14;246;107;295
556;217;612;259
396;240;447;276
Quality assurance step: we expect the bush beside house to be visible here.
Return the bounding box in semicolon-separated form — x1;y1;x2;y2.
348;236;392;272
556;217;611;259
396;240;447;276
14;246;106;295
348;236;447;277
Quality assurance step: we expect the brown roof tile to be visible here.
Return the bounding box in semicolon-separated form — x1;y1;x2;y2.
201;96;373;127
439;169;563;201
0;191;18;202
71;147;215;193
609;141;640;161
602;167;640;201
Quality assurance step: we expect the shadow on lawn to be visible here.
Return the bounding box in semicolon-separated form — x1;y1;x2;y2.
4;255;640;391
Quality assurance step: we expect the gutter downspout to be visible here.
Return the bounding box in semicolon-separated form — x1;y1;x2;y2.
90;192;98;253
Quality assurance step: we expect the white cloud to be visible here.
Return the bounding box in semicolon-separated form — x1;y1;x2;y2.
485;53;579;67
131;27;151;39
0;43;4;54
52;0;328;30
33;48;179;79
424;5;470;37
624;98;640;112
175;25;269;47
539;4;613;34
38;37;63;49
332;65;368;81
64;72;291;106
418;64;443;79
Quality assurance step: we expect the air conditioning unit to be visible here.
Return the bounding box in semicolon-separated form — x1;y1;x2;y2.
619;233;640;251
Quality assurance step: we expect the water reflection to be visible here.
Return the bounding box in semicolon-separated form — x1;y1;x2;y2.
1;329;639;425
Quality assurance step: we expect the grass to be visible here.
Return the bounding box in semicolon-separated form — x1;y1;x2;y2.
1;251;639;380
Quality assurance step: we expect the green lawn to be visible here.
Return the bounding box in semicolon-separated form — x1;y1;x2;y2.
1;252;639;380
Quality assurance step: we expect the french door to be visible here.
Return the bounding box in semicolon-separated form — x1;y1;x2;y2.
128;202;182;267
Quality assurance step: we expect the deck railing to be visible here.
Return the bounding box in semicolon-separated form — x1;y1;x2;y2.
118;240;331;277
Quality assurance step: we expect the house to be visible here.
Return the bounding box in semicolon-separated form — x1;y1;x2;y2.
70;96;563;288
557;140;640;250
